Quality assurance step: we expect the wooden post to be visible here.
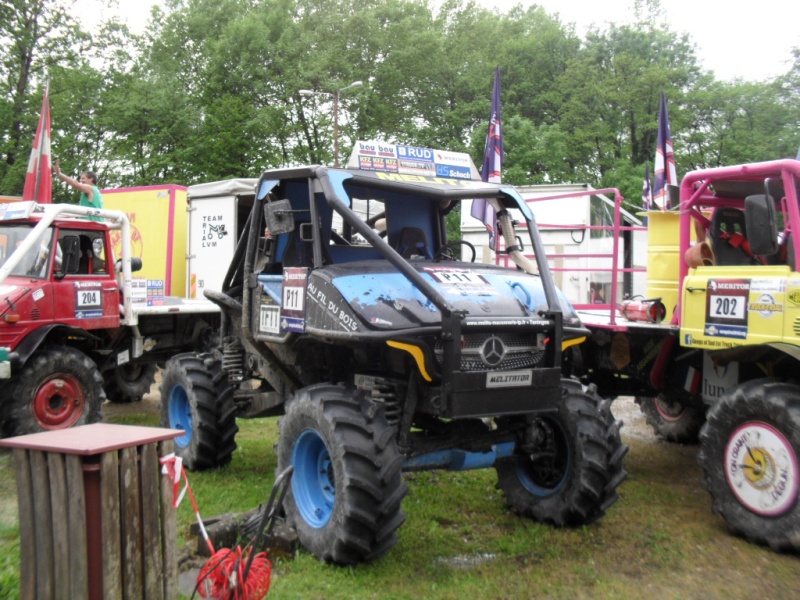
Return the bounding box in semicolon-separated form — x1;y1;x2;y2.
12;449;35;599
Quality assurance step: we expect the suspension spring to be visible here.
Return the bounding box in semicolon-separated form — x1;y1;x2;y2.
222;336;245;382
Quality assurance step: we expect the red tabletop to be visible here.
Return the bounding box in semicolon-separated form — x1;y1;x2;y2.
0;423;183;455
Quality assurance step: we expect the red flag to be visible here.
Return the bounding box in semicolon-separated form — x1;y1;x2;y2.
22;84;52;204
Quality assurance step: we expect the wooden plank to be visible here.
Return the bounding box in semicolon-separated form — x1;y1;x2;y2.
65;454;89;599
101;450;122;600
30;450;54;599
140;443;164;600
46;452;69;600
158;440;178;600
119;445;143;600
12;449;35;599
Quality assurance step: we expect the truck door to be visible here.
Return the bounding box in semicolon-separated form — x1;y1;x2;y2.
52;231;121;330
682;265;788;350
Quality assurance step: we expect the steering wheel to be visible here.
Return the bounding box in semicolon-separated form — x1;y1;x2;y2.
435;240;476;262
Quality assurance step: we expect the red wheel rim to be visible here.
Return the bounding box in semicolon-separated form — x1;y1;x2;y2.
654;396;685;422
33;374;86;429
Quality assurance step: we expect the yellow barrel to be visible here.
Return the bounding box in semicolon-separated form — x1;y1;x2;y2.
645;211;682;321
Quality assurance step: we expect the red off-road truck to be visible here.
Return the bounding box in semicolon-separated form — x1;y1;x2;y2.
0;201;219;437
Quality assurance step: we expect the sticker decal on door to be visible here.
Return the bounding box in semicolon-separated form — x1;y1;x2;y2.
705;278;749;339
74;282;103;319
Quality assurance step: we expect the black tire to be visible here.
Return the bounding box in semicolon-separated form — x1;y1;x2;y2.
276;384;408;564
2;346;104;437
159;353;238;471
104;362;157;404
637;393;705;444
583;382;629;517
495;380;626;526
698;379;800;552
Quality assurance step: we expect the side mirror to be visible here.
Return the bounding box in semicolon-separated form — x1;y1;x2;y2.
744;194;779;256
59;236;81;275
264;199;295;236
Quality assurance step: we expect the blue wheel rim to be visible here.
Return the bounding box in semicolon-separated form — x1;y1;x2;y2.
168;385;192;448
516;418;570;497
292;428;335;528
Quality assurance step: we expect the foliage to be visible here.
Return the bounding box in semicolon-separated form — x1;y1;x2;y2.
0;0;798;211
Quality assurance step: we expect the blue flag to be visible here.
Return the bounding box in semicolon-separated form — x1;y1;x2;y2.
796;145;800;160
652;91;677;210
642;163;652;210
471;66;503;249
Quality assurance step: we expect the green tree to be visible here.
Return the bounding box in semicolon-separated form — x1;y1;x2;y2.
0;0;94;194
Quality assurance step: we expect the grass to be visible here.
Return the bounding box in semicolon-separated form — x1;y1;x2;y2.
1;399;800;598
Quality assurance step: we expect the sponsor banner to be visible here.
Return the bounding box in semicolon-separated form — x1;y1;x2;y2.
348;141;478;180
359;156;399;172
130;278;148;304
146;279;165;306
280;315;304;333
397;145;434;162
704;323;748;339
702;352;738;401
747;293;783;318
435;164;472;179
75;309;103;319
464;318;551;327
435;150;472;166
398;159;435;176
355;141;397;158
750;278;786;293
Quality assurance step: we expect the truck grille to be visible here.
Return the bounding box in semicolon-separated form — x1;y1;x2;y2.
435;333;544;372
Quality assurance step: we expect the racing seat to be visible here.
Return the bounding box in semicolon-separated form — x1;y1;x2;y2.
710;207;760;266
77;236;95;274
395;227;433;259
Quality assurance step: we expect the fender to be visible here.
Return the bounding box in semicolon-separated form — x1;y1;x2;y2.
9;324;99;371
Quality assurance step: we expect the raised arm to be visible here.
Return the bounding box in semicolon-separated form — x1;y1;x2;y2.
54;159;95;199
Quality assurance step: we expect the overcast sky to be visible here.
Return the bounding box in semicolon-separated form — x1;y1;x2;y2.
477;0;798;81
83;0;797;81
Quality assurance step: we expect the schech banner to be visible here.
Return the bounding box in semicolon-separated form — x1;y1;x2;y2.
346;141;480;180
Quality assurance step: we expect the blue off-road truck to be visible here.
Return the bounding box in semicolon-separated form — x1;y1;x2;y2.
161;155;626;564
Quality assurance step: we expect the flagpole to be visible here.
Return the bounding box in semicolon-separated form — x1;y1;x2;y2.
471;66;503;250
23;79;52;204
